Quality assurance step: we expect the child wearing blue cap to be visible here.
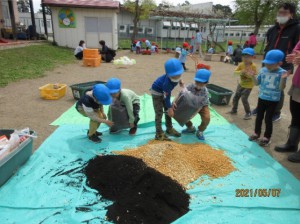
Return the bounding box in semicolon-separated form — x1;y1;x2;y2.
76;84;113;143
180;69;211;140
150;58;184;141
106;78;140;135
249;49;288;146
228;48;257;120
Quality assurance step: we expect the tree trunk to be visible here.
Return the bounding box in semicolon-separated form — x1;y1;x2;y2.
131;0;139;41
253;22;261;35
208;23;225;52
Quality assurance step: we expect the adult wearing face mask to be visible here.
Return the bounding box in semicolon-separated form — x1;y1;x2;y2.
252;2;300;122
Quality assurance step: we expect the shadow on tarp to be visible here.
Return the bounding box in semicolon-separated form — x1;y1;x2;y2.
50;94;229;127
0;122;299;224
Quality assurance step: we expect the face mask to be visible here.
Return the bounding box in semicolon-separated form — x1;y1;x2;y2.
83;44;86;48
276;16;289;24
170;78;180;83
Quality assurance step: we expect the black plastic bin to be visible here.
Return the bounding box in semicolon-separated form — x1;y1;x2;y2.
0;129;34;187
70;81;106;100
207;84;233;105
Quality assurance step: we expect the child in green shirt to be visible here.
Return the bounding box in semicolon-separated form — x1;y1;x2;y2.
106;78;140;135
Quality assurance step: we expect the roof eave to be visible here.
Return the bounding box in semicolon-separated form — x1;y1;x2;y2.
42;3;119;10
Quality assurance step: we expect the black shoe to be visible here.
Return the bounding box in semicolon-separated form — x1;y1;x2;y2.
251;108;257;116
109;127;121;134
88;134;102;143
288;151;300;163
272;114;281;122
274;127;300;152
227;110;237;115
87;131;102;136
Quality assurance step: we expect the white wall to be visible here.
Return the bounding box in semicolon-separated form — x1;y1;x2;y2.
51;7;118;49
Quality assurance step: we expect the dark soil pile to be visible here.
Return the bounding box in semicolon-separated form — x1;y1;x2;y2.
84;155;190;224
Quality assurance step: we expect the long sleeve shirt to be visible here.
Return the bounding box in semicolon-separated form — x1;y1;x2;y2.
108;89;140;123
151;74;179;108
234;62;257;89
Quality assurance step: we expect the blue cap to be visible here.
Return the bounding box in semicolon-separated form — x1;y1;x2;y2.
262;50;284;64
242;48;255;56
194;69;211;83
106;78;121;94
164;58;184;77
93;84;112;105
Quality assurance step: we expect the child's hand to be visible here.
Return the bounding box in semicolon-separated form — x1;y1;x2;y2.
104;120;114;127
179;80;184;87
247;69;256;76
167;108;174;117
102;113;107;120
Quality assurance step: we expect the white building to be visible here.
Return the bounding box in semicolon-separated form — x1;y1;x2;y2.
117;2;232;42
224;25;272;41
42;0;120;49
19;13;53;35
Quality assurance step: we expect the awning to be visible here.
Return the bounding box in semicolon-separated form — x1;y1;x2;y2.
191;23;198;28
172;22;180;27
181;22;189;28
162;21;171;27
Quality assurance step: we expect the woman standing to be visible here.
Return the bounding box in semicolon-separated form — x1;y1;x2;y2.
248;33;257;49
275;40;300;163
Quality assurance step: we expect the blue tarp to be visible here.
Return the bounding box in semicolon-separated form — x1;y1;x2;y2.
0;122;299;224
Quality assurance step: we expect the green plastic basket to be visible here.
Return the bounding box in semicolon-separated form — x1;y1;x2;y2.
70;81;106;100
207;84;233;105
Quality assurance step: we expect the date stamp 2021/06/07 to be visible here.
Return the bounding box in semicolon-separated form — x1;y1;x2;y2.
235;189;281;197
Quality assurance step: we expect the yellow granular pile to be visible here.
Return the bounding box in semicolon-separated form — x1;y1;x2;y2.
115;140;235;187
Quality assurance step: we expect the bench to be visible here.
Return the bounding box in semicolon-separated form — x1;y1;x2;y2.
204;53;226;62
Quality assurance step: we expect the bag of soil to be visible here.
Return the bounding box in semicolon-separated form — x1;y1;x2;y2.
173;90;202;126
109;101;131;130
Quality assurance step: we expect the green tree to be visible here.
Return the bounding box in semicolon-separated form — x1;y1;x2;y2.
157;0;173;9
213;4;233;17
38;4;52;15
178;1;191;7
124;0;156;41
17;0;30;13
234;0;300;35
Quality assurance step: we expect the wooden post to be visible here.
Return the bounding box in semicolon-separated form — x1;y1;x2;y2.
8;0;17;40
29;0;36;39
42;4;48;39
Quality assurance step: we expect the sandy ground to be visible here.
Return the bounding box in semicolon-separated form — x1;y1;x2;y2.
0;50;299;179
